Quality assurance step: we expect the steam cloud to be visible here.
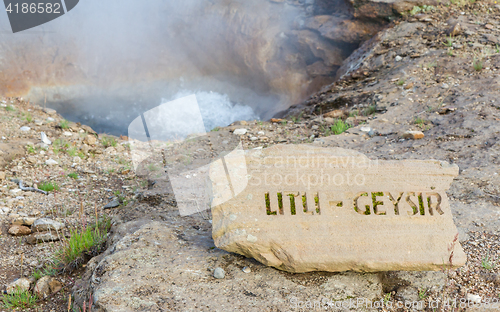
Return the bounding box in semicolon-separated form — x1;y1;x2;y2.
0;0;309;134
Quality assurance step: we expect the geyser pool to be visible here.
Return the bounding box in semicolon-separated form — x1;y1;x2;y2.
44;89;260;136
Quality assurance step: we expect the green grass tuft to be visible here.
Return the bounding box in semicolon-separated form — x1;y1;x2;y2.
1;286;38;309
30;216;111;281
482;253;496;270
414;117;425;125
68;173;78;179
363;105;377;116
38;181;60;192
67;147;78;157
101;136;117;148
24;112;33;123
444;35;453;47
330;119;350;135
473;58;483;72
349;110;359;117
53;138;69;151
26;145;36;154
59;119;70;129
54;217;111;270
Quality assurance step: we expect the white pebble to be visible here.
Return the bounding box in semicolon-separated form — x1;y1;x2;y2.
233;129;247;135
467;294;481;304
214;267;225;279
45;158;58;166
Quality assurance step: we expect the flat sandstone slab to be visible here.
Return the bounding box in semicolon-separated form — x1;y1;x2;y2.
211;145;466;273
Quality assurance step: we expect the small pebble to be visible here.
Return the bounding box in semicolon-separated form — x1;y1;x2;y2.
214;267;225;279
233;129;247;135
45;158;58;166
41;132;52;145
242;266;251;273
467;294;481;304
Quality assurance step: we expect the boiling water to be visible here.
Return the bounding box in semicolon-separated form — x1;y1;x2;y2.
170;90;259;133
48;89;259;136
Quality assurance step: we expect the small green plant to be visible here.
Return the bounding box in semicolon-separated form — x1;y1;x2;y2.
383;293;391;304
449;0;469;6
24;112;33;123
54;138;69;149
183;154;193;166
444;35;453;47
291;112;303;123
77;151;86;159
418;288;428;299
36;216;111;276
447;49;454;56
363;104;377;116
281;120;287;126
52;138;68;154
38;181;60;192
257;120;263;126
330;119;350;135
397;79;405;86
147;163;160;172
408;4;435;15
116;157;128;165
427;61;437;68
32;269;43;281
68;173;78;179
409;6;422;15
101;136;117;148
473;58;483;72
4;105;14;112
67;147;78;157
26;145;36;154
414;117;425;125
1;286;38;309
349;110;359;117
59;119;70;129
114;190;127;204
482;253;496;270
496;44;499;54
56;221;109;267
211;127;220;132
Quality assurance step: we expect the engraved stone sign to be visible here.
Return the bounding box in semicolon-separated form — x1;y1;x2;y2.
211;145;466;273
